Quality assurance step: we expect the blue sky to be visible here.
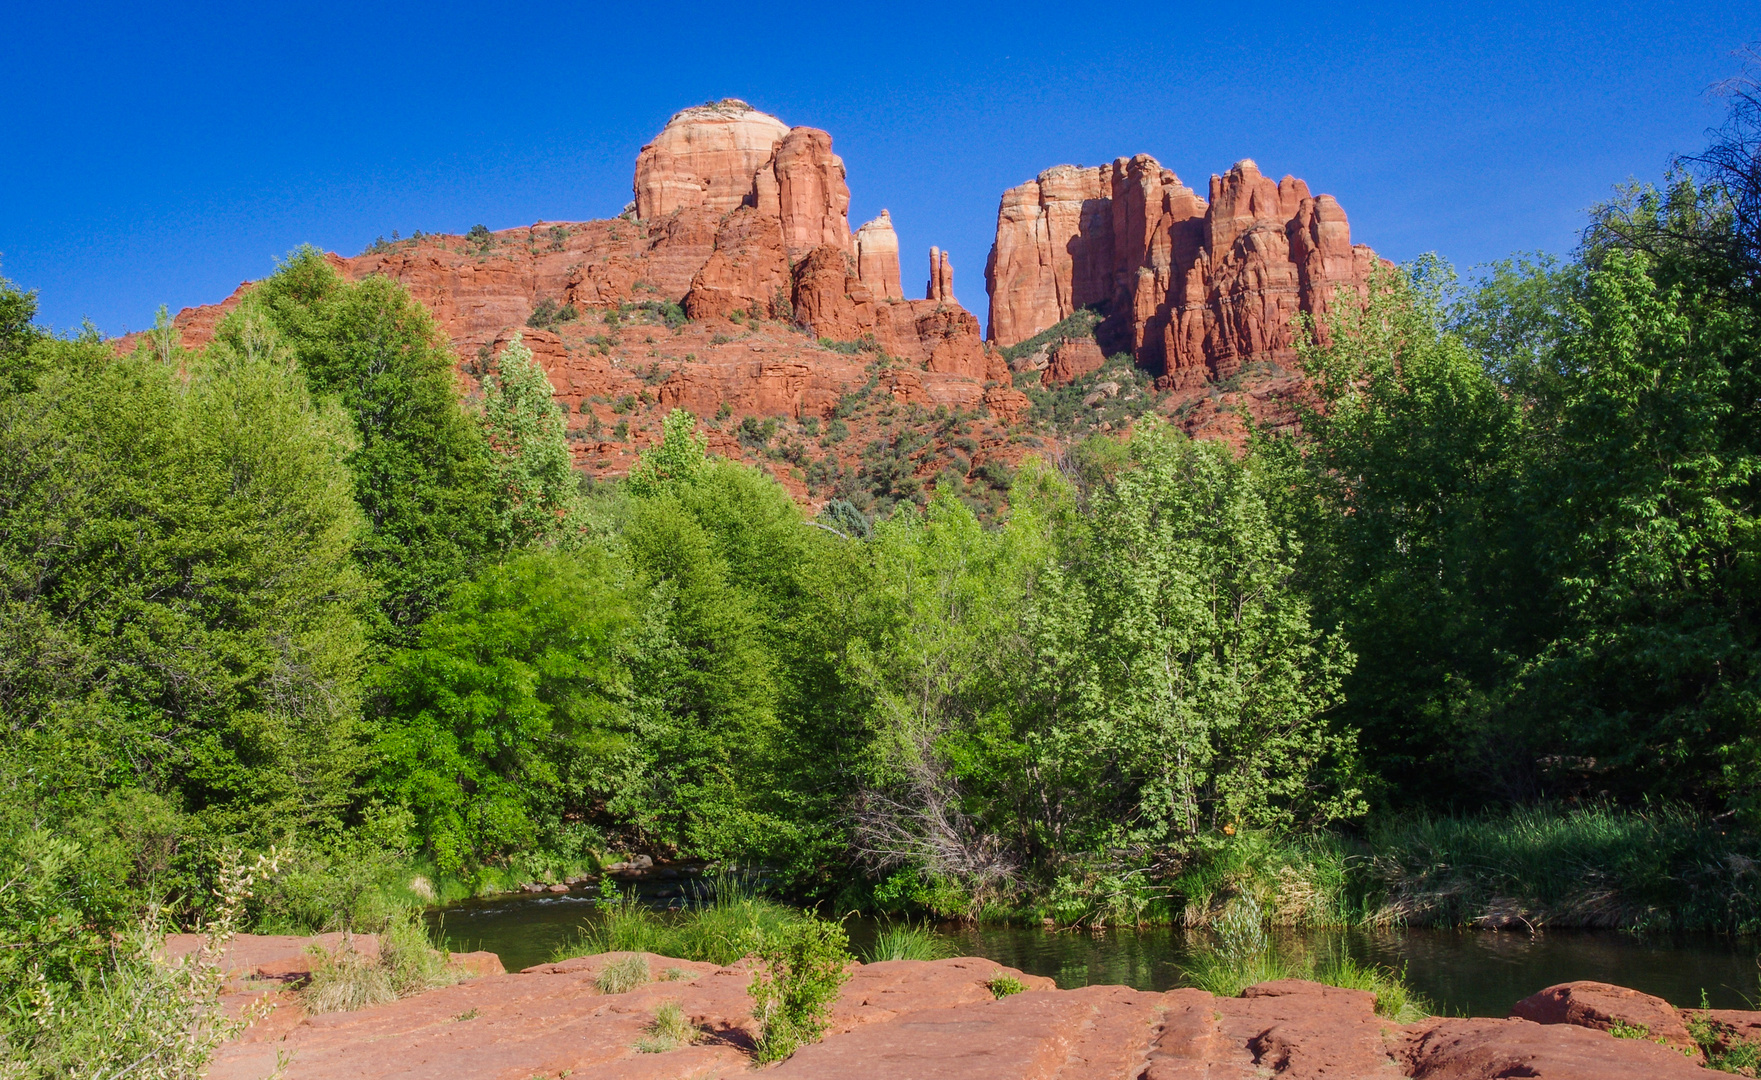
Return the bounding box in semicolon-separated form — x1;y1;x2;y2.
3;1;1754;337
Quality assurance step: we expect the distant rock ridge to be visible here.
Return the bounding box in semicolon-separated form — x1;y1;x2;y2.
124;100;1387;499
985;154;1382;387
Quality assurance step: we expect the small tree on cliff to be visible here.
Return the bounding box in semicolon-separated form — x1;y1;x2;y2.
625;408;708;498
479;333;582;548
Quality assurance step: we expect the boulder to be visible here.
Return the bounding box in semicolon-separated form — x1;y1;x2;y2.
1512;980;1703;1059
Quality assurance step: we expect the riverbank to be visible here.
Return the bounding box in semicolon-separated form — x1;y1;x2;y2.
205;936;1750;1079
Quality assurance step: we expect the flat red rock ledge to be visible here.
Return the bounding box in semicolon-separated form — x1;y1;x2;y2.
206;945;1730;1080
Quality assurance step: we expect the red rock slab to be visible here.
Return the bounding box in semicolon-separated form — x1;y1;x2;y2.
1513;980;1702;1059
208;952;748;1080
1213;979;1404;1078
771;983;1165;1080
1400;1016;1717;1079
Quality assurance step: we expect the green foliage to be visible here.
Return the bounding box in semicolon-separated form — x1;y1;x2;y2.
0;318;369;841
625;408;707;498
0;263;47;396
373;549;632;871
526;296;578;330
986;973;1026;999
479;333;583;548
1000;308;1102;365
0;850;282;1079
240;246;498;645
747;915;852;1062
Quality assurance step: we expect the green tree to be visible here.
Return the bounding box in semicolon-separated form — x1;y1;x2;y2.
479;333;582;548
373;549;634;870
0;319;369;840
1266;261;1541;803
0;263;48;396
237;247;497;645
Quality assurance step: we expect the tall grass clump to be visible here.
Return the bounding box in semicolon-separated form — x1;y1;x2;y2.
595;954;650;994
553;873;800;966
303;909;462;1014
1177;897;1430;1019
863;923;952;962
1362;803;1761;932
635;1000;698;1053
1178;896;1295;997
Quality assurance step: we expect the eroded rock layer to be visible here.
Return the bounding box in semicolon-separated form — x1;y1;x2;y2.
985;156;1381;386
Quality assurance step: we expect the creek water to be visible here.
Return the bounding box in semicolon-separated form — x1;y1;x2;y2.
427;886;1761;1019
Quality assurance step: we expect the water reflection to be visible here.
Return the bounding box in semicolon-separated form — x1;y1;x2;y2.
430;892;1760;1018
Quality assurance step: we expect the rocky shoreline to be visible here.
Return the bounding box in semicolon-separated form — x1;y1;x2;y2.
195;933;1753;1079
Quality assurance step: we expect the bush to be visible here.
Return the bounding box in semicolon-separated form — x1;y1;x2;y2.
303;910;460;1014
0;851;282;1078
986;973;1026;999
747;916;852;1062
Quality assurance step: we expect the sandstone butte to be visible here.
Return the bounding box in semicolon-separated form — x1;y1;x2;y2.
190;932;1749;1079
124;99;1382;506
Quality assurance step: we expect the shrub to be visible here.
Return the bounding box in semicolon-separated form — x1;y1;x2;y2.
595;953;650;994
526;296;578;330
986;973;1026;999
748;916;852;1062
863;923;950;962
0;851;283;1077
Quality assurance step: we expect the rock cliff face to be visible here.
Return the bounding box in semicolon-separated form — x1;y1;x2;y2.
985;156;1380;386
853;210;903;301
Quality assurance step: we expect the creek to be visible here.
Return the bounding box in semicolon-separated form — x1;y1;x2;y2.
426;885;1761;1019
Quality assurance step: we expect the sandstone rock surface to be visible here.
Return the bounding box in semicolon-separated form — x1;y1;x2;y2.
984;156;1381;386
854;210;904;301
1513;980;1703;1059
201;942;1730;1080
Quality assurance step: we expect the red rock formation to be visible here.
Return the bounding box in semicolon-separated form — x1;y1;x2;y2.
984;156;1379;386
632;100;792;219
927;246;955;302
203;946;1731;1080
683;207;791;321
854;210;903;301
1044;338;1106;386
772;127;852;258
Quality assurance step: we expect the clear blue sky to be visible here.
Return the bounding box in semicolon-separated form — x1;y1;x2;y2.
3;1;1754;337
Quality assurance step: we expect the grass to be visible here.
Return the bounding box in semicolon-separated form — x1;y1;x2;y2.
1689;999;1761;1076
1359;803;1761;932
303;910;463;1014
594;954;649;994
1176;896;1431;1021
634;1000;697;1053
552;873;802;966
863;924;953;962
